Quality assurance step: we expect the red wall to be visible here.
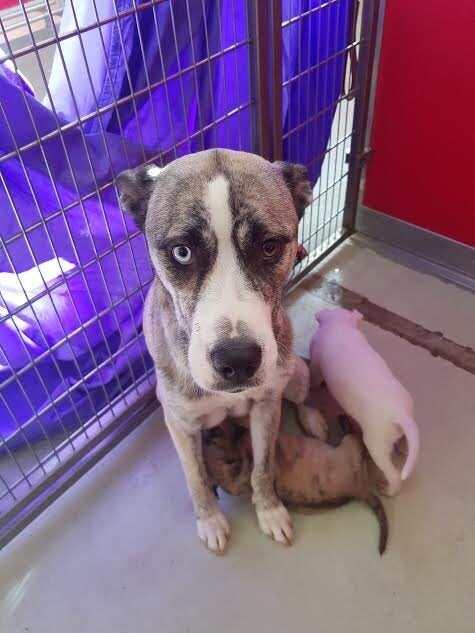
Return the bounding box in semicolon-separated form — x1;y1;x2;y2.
0;0;18;9
363;0;475;247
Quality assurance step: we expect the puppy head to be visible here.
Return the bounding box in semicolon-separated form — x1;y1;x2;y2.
316;308;363;328
116;149;311;393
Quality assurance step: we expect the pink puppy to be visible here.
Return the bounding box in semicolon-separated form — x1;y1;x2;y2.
310;308;420;496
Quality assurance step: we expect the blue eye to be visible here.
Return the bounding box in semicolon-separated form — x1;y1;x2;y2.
172;245;192;265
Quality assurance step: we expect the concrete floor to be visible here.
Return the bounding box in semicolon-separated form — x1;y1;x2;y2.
0;238;474;633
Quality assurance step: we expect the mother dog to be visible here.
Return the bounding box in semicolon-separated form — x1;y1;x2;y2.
117;149;312;553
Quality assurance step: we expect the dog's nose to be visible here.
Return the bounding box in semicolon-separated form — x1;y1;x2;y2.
210;339;262;384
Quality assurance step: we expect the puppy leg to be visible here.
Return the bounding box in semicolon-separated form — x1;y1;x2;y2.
249;396;293;545
165;416;230;554
283;355;310;404
364;433;401;497
284;356;328;439
296;404;328;440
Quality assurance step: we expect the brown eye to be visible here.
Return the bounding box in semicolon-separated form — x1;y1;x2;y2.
262;239;281;259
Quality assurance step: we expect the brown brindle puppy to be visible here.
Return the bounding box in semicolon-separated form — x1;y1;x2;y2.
203;418;389;555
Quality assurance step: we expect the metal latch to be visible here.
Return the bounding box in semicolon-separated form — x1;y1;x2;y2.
345;146;373;166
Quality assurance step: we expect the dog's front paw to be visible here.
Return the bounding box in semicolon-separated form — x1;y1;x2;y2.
197;511;230;554
256;503;293;546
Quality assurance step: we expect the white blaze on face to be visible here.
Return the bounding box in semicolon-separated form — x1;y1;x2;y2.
188;175;278;391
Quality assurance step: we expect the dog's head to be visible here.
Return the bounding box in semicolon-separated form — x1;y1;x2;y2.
116;149;311;393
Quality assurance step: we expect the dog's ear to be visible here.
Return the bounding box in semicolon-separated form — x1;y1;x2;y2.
273;161;312;220
115;164;162;230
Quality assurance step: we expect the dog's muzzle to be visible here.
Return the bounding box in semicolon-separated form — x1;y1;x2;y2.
210;337;262;389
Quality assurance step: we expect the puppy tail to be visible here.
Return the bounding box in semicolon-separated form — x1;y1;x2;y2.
366;494;388;555
399;415;420;481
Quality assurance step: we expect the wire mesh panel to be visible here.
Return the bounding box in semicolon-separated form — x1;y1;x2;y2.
283;0;368;284
247;0;377;285
0;0;378;546
0;0;256;544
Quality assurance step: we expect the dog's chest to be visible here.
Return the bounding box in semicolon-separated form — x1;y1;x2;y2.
201;397;251;428
165;387;256;431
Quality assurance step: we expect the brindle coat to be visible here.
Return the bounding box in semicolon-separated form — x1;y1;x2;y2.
116;149;313;553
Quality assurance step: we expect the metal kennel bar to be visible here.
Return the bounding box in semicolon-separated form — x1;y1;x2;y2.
0;0;380;548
